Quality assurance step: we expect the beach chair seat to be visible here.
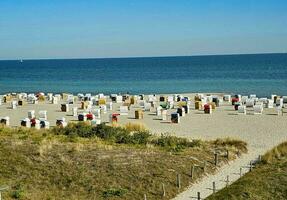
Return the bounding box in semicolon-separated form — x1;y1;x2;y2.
56;118;67;128
177;107;185;117
40;120;50;129
78;114;87;121
61;104;69;112
0;117;10;126
246;99;255;107
135;109;144;119
171;113;180;123
21;118;31;128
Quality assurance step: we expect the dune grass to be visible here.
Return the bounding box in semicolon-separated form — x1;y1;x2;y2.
0;124;247;200
207;141;287;200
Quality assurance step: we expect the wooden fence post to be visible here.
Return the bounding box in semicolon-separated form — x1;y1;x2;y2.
226;149;229;160
162;183;166;197
191;165;195;179
214;153;218;166
249;161;253;172
226;175;229;186
212;181;216;193
144;194;147;200
197;192;201;200
177;174;181;189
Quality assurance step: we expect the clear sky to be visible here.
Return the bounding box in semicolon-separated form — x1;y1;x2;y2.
1;0;287;60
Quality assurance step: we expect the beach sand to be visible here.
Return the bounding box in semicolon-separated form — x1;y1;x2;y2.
1;93;287;199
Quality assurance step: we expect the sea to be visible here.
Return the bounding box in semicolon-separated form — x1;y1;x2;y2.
0;53;287;97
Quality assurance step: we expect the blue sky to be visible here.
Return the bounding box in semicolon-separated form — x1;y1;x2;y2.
0;0;287;59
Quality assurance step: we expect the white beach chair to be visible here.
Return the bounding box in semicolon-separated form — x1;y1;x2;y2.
47;93;53;102
52;96;58;104
107;102;113;111
271;94;277;103
156;106;162;116
266;99;274;108
241;96;248;105
223;95;231;102
11;100;17;109
116;96;123;103
40;120;50;129
0;117;10;126
100;105;107;114
39;110;47;121
56;117;67;127
162;110;167;121
254;104;263;115
276;98;283;107
144;102;151;111
238;105;246;115
28;110;35;119
246;99;255;107
34;119;41;130
67;95;74;104
21;118;31;128
61;104;69;112
73;107;78;117
120;106;128;115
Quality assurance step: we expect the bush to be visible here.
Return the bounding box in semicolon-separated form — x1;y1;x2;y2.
152;134;195;152
102;188;128;198
11;184;24;199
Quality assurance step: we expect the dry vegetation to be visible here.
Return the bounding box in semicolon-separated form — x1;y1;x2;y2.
0;124;247;200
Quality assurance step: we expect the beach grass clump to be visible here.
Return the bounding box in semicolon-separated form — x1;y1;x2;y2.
213;138;248;153
262;141;287;164
124;122;147;132
152;133;203;152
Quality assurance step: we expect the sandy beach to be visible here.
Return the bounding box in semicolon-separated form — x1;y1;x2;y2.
1;93;287;199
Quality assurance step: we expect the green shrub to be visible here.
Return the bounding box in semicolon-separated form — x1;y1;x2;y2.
11;184;24;199
102;188;128;198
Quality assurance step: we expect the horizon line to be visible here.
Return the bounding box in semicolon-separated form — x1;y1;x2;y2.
1;52;286;61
